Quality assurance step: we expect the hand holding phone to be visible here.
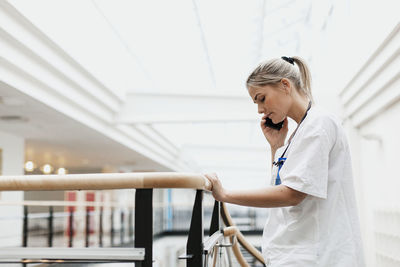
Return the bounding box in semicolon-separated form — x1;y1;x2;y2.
264;117;284;130
261;116;288;149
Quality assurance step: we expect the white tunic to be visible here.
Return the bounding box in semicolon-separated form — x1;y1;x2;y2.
262;105;365;267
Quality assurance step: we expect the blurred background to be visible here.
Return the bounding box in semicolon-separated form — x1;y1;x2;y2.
0;0;399;266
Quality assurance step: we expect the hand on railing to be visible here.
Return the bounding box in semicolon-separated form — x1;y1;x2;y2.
204;173;227;202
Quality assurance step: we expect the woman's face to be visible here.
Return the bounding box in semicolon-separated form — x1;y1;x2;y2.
248;79;292;123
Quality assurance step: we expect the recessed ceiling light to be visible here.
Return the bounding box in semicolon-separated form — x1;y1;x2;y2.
57;167;67;175
42;164;53;174
0;115;29;122
24;161;35;172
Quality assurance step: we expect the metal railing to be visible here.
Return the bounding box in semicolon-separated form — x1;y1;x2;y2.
0;172;265;266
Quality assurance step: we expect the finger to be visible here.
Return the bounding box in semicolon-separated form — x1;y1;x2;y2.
264;126;273;134
260;120;266;129
204;174;213;180
210;173;219;179
204;173;217;182
203;174;211;180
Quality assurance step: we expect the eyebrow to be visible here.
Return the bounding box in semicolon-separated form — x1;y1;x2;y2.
253;93;260;103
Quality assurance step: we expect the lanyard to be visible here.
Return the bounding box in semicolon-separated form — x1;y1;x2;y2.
274;156;287;185
273;101;312;168
273;101;311;185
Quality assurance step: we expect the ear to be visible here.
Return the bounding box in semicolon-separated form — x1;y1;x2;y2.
280;78;292;95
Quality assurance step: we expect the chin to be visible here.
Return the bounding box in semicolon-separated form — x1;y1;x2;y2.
272;115;285;123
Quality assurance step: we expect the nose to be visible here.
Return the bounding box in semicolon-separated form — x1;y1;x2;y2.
257;105;264;114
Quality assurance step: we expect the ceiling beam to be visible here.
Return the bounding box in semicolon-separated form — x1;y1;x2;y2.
115;92;258;124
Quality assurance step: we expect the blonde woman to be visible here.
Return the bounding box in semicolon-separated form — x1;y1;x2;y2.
205;56;365;266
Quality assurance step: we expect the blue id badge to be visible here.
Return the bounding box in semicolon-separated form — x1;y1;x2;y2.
275;157;287;185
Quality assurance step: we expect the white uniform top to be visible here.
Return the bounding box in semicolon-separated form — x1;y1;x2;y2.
262;105;365;267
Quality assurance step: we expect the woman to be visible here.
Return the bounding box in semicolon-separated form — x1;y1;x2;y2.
205;56;365;266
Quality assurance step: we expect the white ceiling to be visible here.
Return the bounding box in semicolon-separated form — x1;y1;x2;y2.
1;0;338;184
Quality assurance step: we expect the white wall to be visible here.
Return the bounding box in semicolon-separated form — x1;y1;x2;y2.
0;130;24;247
357;103;400;267
326;14;399;267
309;0;400;265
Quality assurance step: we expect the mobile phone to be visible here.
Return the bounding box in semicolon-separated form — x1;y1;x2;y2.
264;117;284;130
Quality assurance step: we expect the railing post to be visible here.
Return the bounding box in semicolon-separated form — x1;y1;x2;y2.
135;189;153;267
68;206;74;248
99;206;103;247
48;206;54;247
22;206;28;247
186;190;204;267
85;206;90;247
110;207;114;247
209;200;220;235
120;209;125;245
22;206;28;267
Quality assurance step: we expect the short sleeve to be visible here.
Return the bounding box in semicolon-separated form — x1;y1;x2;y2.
279;125;332;199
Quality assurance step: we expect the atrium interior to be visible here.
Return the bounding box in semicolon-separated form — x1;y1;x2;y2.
0;0;399;266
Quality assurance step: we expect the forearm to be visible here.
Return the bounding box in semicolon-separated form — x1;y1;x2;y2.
222;185;306;208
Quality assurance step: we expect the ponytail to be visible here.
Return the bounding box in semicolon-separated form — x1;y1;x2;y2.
292;56;313;103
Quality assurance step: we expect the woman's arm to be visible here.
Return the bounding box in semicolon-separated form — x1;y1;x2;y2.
204;173;307;208
223;185;307;207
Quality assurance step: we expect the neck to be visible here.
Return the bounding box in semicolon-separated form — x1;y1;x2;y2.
288;96;310;124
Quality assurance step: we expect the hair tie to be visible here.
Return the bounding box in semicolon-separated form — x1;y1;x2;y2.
281;56;294;65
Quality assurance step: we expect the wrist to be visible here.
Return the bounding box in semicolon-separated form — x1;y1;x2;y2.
221;189;229;203
271;144;282;151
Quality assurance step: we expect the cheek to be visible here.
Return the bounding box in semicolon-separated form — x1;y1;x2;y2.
266;94;281;109
272;96;290;117
279;98;291;115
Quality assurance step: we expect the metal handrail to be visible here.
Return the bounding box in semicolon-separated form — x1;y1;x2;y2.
0;172;212;191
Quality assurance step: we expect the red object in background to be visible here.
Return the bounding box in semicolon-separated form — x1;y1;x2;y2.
86;192;95;210
66;191;76;211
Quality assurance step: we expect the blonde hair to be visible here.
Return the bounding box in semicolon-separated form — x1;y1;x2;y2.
246;56;313;102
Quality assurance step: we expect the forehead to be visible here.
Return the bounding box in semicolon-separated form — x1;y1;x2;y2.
248;85;271;96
